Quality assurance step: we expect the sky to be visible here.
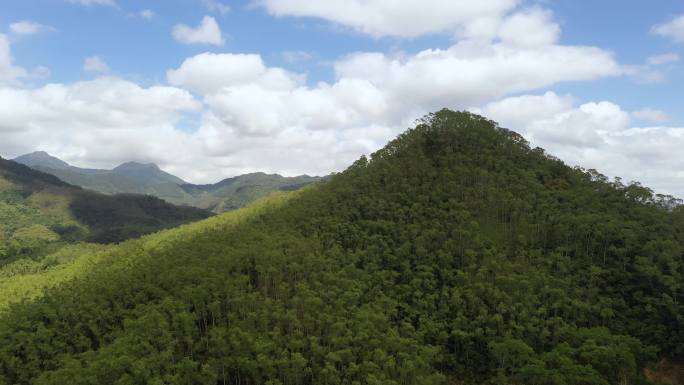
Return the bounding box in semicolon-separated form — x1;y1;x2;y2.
1;0;684;197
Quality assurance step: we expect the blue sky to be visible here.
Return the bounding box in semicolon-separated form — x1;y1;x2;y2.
4;0;682;112
550;0;684;121
1;0;684;196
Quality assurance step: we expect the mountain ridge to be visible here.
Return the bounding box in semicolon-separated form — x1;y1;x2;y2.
13;152;322;212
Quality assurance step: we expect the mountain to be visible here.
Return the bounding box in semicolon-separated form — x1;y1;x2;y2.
0;156;211;264
13;151;71;170
1;110;683;385
175;172;322;212
111;161;186;185
13;153;320;212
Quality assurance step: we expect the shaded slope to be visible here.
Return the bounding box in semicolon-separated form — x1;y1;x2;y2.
1;110;682;385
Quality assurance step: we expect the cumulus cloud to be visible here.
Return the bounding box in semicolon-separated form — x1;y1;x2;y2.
167;52;302;95
165;52;392;177
334;41;621;108
83;56;110;73
0;34;27;83
652;15;684;42
173;16;224;45
471;91;574;129
160;19;622;179
9;20;53;35
479;92;684;196
258;0;519;37
159;5;623;179
497;8;559;47
0;77;201;169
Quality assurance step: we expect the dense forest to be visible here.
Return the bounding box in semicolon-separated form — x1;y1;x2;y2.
1;110;683;384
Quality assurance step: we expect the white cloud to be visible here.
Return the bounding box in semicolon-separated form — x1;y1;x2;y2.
479;92;684;196
83;56;110;73
497;8;559;47
173;16;224;45
647;53;680;66
67;0;116;6
168;52;302;95
161;22;622;180
471;91;574;129
9;20;53;36
203;0;231;14
258;0;519;37
334;41;621;108
159;4;623;180
0;34;27;83
652;15;684;43
0;77;201;168
632;108;669;123
140;9;155;19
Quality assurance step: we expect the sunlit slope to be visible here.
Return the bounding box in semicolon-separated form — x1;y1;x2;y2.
1;110;683;385
0;174;87;263
0;192;296;312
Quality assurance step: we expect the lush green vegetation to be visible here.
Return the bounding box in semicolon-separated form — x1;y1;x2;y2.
15;152;320;213
1;110;683;384
0;157;212;263
0;195;287;313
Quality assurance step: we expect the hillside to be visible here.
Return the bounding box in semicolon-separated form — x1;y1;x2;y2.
14;152;320;212
1;110;683;385
0;156;211;263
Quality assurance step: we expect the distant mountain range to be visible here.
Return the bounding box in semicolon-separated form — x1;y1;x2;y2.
0;155;210;262
13;151;321;212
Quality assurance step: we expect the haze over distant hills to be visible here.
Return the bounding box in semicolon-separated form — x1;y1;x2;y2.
13;151;321;213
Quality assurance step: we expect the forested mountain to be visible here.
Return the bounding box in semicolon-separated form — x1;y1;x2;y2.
0;156;211;263
1;110;683;384
14;152;320;213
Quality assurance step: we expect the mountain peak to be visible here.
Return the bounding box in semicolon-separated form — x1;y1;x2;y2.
112;161;185;185
13;151;71;170
113;161;161;171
